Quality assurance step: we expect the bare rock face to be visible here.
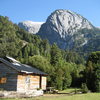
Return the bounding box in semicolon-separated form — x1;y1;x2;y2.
18;9;99;50
38;9;94;49
18;21;44;34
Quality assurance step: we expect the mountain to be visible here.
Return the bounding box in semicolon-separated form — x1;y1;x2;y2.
97;27;100;28
38;9;97;50
18;21;44;34
18;9;100;51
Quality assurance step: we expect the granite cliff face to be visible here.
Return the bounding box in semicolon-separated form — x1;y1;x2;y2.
38;9;95;49
18;21;44;34
18;10;100;50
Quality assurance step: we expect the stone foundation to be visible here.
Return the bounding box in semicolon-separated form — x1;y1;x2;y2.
0;90;43;98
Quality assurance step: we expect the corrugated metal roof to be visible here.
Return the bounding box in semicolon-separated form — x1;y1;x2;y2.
0;57;47;76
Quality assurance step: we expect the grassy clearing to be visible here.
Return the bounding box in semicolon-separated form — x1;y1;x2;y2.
58;88;81;93
0;93;100;100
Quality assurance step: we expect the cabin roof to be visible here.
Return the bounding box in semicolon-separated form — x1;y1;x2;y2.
0;56;47;76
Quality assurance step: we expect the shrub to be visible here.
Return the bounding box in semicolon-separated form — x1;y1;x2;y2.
81;83;88;93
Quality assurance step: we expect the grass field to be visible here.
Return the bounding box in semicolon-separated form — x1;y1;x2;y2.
58;88;81;93
0;93;100;100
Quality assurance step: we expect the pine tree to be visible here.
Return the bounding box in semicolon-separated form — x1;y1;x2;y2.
86;51;100;92
50;43;62;66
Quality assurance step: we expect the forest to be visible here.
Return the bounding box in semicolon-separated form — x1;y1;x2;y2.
0;16;100;92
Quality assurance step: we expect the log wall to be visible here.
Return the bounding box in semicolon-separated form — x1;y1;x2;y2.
17;75;40;92
0;63;18;91
41;76;47;90
0;63;47;92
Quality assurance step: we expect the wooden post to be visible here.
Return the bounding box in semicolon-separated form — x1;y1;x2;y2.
39;75;42;89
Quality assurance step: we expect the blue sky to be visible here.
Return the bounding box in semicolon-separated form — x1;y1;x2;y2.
0;0;100;26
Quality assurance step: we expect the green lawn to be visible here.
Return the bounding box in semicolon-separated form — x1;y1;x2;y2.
0;93;100;100
58;88;81;93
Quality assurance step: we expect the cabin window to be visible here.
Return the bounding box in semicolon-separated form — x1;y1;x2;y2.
25;76;30;83
0;77;7;84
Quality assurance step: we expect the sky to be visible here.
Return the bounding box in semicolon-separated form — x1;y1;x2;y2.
0;0;100;26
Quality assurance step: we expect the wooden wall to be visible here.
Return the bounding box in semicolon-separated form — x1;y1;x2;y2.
17;75;47;92
30;75;40;89
0;63;18;91
0;63;47;92
41;76;47;90
17;75;40;92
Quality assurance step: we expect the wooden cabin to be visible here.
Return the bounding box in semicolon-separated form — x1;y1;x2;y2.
0;56;47;93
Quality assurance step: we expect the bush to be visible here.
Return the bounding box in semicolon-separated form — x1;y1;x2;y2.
81;83;88;93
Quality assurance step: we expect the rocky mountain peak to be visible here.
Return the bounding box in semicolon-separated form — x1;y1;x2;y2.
38;9;95;49
18;9;97;50
46;9;93;38
18;21;44;34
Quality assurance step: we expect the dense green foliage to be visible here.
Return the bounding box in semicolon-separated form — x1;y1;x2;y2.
86;51;100;92
0;16;22;57
0;16;100;92
81;83;88;93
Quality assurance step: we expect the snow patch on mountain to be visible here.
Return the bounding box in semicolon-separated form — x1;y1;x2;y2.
18;21;44;34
